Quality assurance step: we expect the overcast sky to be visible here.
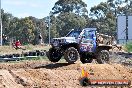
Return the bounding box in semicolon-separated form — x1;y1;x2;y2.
1;0;107;18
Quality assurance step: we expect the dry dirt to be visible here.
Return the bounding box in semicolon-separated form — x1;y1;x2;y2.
0;60;131;88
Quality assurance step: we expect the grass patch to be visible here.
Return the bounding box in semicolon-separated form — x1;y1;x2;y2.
25;44;33;50
125;42;132;52
0;45;51;55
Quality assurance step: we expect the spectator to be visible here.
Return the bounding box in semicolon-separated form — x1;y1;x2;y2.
38;33;43;44
15;40;21;49
3;34;8;45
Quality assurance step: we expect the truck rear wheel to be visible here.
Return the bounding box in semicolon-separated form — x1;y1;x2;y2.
96;50;109;64
80;53;93;63
48;48;62;62
64;47;79;64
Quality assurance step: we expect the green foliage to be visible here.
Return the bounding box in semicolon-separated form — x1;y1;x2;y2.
89;0;132;36
1;0;132;44
18;17;35;44
1;10;48;45
1;9;13;35
56;12;86;36
125;42;132;52
52;0;88;15
52;0;88;37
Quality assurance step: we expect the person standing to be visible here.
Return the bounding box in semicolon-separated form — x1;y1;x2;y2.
2;34;7;45
38;33;43;44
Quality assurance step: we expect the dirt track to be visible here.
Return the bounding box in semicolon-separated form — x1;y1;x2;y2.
0;60;131;88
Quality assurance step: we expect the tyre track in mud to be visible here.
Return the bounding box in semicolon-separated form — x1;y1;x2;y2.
0;70;24;88
12;69;78;88
8;70;31;88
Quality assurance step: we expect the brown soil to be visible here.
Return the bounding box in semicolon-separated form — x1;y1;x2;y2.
0;60;131;88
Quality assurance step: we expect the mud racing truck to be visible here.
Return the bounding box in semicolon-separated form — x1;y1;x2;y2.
47;28;112;64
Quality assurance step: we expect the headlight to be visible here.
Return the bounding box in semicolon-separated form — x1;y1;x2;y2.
52;40;59;46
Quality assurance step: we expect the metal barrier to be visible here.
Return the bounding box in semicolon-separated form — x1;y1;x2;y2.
0;50;47;62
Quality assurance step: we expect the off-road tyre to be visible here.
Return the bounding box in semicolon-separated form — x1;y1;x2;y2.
64;47;79;64
96;50;110;64
48;48;62;62
40;52;45;56
80;53;93;63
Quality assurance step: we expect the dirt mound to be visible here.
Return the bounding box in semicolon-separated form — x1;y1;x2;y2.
34;63;80;70
12;69;81;88
0;60;50;70
0;70;23;88
0;61;131;88
80;64;132;80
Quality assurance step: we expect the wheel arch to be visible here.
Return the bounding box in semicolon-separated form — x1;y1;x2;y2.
61;43;79;51
96;45;112;51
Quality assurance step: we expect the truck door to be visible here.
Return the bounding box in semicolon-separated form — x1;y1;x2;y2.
80;29;96;52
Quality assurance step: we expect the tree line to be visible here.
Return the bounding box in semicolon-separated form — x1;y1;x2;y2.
1;0;132;45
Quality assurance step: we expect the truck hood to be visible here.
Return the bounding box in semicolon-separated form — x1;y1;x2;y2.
53;37;77;43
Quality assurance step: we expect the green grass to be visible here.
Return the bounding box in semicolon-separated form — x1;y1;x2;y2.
0;45;51;55
25;44;33;50
125;42;132;52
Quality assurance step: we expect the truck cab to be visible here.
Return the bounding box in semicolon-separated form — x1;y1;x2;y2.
79;28;97;52
48;28;112;64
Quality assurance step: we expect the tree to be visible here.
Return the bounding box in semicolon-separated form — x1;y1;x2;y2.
52;0;88;15
8;17;19;38
89;0;130;36
56;12;86;36
1;9;13;35
1;9;49;45
51;0;88;37
118;0;132;15
11;17;35;44
28;16;48;44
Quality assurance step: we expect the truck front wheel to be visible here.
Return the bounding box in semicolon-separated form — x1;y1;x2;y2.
64;47;79;64
96;50;109;64
48;48;62;62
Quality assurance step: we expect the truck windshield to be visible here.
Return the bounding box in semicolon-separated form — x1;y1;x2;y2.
66;31;81;39
83;30;96;39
